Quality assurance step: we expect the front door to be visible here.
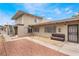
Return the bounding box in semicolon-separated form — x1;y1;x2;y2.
14;26;18;35
28;28;32;33
68;24;78;43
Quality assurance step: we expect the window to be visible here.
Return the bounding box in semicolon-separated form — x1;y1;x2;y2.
34;18;40;23
44;25;56;33
33;27;39;32
58;28;61;32
34;19;37;23
34;19;38;23
28;29;32;33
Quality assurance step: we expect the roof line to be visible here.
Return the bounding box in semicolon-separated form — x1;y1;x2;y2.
12;10;43;20
30;16;79;26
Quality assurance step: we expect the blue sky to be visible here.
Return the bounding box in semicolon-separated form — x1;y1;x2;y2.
0;3;79;25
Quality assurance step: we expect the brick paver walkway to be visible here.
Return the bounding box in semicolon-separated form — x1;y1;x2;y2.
0;39;67;56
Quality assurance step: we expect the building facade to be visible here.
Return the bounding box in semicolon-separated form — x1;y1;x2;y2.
12;11;44;36
12;11;79;43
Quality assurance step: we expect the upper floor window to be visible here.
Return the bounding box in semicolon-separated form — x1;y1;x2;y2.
34;19;37;23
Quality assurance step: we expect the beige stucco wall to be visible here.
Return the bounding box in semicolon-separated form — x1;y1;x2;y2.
33;26;51;37
15;16;22;24
15;14;43;36
32;21;79;41
56;24;68;41
22;14;43;26
14;16;24;36
17;26;25;36
32;25;55;38
32;24;68;41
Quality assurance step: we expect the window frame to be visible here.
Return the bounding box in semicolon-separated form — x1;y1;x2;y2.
44;25;56;33
33;27;39;32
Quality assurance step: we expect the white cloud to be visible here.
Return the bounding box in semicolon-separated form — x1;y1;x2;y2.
47;17;52;19
74;12;79;15
23;3;47;14
54;8;61;15
65;7;70;11
66;10;73;14
64;7;74;14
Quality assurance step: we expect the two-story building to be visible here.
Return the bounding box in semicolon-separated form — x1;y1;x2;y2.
12;11;44;36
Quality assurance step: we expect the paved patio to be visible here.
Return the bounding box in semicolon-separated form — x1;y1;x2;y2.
0;39;67;56
29;36;65;47
27;36;79;55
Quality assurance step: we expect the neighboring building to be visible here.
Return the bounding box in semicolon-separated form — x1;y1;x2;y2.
3;24;15;36
0;25;3;34
12;10;79;43
0;25;3;31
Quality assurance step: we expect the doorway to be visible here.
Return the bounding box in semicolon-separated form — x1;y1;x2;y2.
14;26;18;35
68;24;78;43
